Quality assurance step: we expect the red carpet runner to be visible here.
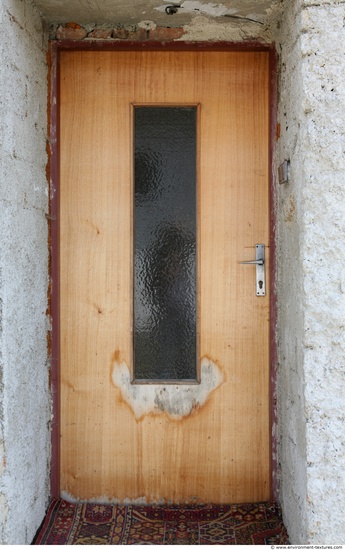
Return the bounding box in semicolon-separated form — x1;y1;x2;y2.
34;499;289;545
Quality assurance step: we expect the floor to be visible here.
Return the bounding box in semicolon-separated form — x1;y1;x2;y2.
33;498;289;545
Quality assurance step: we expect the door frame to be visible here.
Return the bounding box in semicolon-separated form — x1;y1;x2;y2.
48;39;278;500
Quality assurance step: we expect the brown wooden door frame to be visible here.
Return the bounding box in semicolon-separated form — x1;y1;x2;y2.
48;39;278;501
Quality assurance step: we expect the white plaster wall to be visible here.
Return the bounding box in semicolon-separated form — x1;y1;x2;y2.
0;0;50;544
276;0;345;543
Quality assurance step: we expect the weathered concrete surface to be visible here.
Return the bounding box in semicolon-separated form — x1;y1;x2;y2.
181;13;276;42
50;17;278;43
275;1;309;542
275;0;345;544
48;2;282;44
34;0;280;26
0;0;50;544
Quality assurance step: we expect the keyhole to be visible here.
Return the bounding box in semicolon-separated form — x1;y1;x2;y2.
259;280;263;289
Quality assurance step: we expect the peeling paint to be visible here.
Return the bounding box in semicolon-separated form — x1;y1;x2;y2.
283;194;296;225
0;441;6;477
181;15;272;42
111;356;224;420
0;493;8;543
61;490;166;505
61;490;205;506
137;20;157;30
156;1;238;18
155;1;266;23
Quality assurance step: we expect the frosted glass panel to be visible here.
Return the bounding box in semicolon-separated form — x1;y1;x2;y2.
134;107;197;381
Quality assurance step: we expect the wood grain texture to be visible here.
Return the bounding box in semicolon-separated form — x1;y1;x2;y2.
60;51;270;503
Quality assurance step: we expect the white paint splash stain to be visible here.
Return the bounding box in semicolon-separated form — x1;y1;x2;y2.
61;490;163;505
61;491;203;505
111;357;224;420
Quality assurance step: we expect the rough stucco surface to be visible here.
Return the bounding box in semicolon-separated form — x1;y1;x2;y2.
47;5;283;44
34;0;280;25
275;1;308;542
0;0;50;544
276;0;345;544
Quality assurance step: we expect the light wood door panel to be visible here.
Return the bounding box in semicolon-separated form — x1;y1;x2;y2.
60;50;270;503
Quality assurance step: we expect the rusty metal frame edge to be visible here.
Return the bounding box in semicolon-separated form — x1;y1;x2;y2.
49;40;60;498
269;46;279;502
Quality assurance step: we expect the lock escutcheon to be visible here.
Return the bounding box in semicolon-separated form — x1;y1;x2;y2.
239;244;266;296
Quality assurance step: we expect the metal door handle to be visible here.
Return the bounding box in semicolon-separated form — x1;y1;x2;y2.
239;244;266;296
239;259;264;266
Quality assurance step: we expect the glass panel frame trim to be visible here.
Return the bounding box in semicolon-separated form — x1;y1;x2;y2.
131;103;200;384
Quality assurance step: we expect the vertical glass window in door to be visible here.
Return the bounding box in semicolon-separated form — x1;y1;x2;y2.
134;106;197;381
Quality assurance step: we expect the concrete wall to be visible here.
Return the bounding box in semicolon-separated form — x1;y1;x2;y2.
276;0;345;544
0;0;50;544
48;11;281;43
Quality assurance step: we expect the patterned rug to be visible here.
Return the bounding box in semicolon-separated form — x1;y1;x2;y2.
33;498;289;545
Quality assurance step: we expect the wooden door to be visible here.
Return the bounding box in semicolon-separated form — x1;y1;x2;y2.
59;50;270;503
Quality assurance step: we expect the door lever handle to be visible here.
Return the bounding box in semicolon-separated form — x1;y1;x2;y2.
239;259;264;266
239;244;266;296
